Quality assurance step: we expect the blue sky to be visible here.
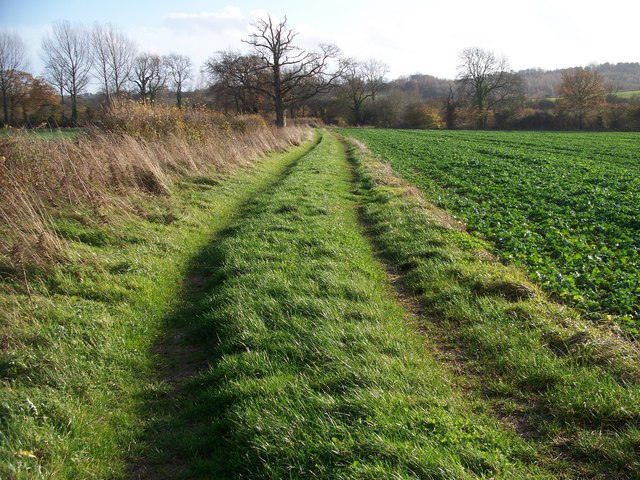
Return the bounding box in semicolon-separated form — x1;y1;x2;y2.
2;0;639;84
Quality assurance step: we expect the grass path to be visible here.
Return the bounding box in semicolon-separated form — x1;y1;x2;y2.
131;131;549;478
344;134;640;478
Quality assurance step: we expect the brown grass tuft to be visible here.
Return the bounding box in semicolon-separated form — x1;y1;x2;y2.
0;101;309;271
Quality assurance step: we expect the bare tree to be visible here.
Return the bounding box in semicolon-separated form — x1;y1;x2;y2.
0;30;29;125
163;53;192;108
456;47;521;128
133;53;164;103
242;15;343;127
362;58;389;104
557;67;607;129
203;51;266;113
42;48;66;113
91;23;137;101
341;58;389;125
41;21;93;126
340;58;362;123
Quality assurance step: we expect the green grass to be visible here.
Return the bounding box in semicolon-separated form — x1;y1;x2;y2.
613;89;640;98
343;134;640;478
0;127;83;140
339;128;640;334
135;131;544;478
0;134;319;479
3;127;639;479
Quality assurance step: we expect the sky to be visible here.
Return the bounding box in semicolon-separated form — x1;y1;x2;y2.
2;0;639;87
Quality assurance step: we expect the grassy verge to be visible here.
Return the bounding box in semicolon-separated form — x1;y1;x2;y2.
0;128;84;140
0;133;318;479
1;102;306;270
338;128;640;333
140;131;550;478
344;136;640;478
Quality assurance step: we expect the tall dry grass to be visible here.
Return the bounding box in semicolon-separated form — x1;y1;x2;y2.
0;101;309;272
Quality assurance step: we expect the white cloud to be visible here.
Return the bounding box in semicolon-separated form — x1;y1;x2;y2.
130;24;244;71
129;6;252;71
248;9;271;23
163;6;245;34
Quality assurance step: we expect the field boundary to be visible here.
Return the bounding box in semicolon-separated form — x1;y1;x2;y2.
342;132;640;478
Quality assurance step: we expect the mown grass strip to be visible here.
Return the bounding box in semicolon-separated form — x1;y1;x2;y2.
143;131;550;479
344;135;640;479
0;133;318;479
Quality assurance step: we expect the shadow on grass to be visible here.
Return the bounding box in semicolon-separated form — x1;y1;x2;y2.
126;231;232;479
126;150;311;479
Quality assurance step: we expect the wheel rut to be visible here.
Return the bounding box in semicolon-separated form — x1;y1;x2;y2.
341;135;540;441
127;133;323;479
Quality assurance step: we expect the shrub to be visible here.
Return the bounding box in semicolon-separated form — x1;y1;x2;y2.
403;104;443;129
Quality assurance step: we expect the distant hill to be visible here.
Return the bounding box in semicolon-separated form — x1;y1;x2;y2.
519;62;640;98
386;63;640;101
386;74;453;100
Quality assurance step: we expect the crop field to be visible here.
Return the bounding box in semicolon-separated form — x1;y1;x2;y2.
340;129;640;334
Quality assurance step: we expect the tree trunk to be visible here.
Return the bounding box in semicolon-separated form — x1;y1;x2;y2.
71;93;78;126
477;94;485;129
273;61;286;127
59;87;65;124
102;65;110;103
71;72;78;126
176;87;182;108
9;95;16;125
352;103;361;126
445;90;456;129
275;98;286;127
1;78;9;125
2;89;8;125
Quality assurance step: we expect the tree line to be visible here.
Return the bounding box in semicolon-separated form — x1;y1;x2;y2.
1;15;639;130
1;21;193;126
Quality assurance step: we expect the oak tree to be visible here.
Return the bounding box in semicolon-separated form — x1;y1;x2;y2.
456;47;521;129
133;53;164;103
242;15;343;127
203;51;266;113
557;67;606;129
